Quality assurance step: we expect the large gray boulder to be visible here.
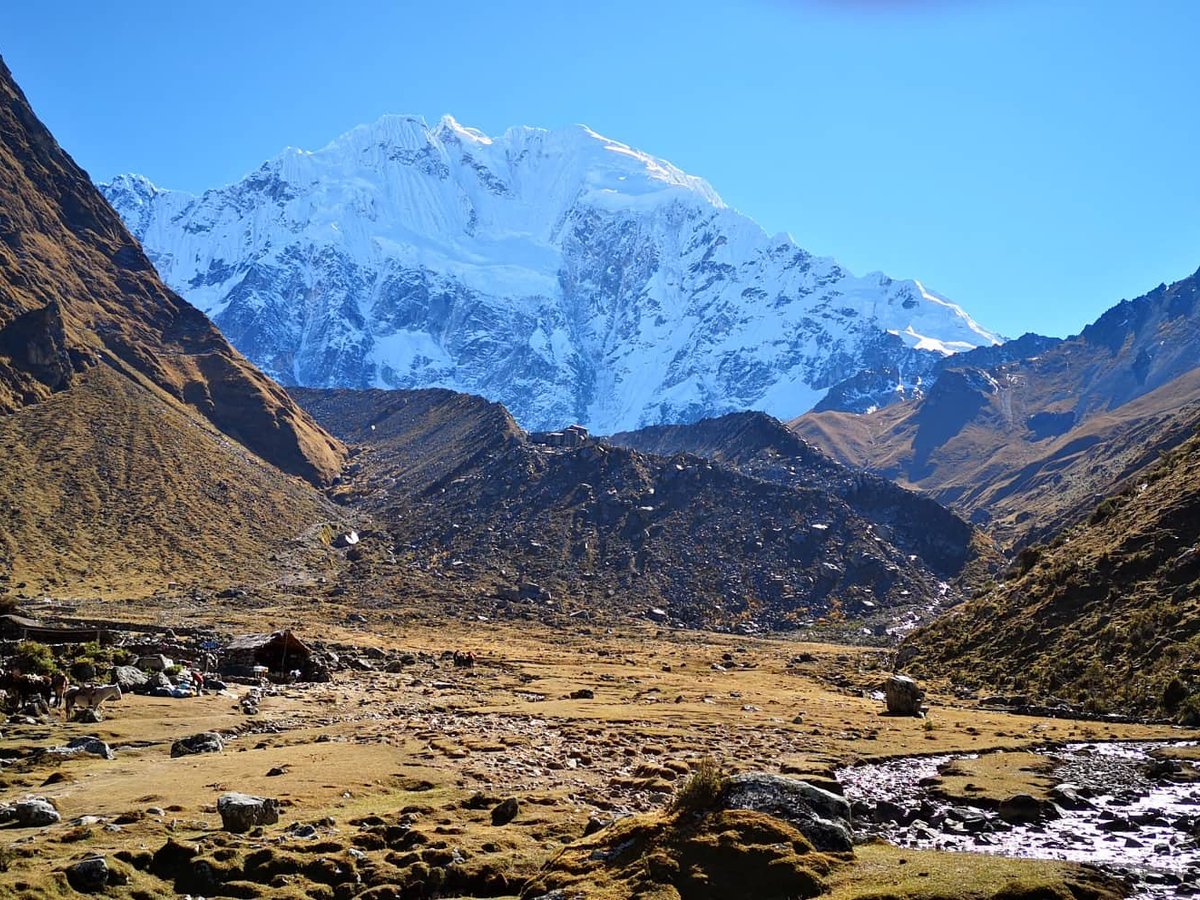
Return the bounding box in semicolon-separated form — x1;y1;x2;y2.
721;773;854;852
15;798;60;827
217;792;280;833
43;736;114;760
171;732;224;757
64;855;109;893
112;665;150;693
885;675;924;716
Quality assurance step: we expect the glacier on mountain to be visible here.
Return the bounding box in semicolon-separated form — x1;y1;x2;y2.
102;114;999;433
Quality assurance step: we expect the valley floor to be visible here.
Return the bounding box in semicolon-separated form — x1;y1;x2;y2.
0;612;1185;898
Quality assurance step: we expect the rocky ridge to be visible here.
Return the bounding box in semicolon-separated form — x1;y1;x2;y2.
291;386;975;631
795;268;1200;547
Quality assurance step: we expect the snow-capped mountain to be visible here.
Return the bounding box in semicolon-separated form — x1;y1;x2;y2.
102;115;999;433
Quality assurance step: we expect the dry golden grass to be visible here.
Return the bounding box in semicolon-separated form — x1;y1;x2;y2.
824;842;1123;900
904;423;1200;721
0;367;345;599
0;618;1179;897
929;752;1056;808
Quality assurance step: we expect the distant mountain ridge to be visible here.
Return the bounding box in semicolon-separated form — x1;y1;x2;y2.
794;268;1200;547
102;114;999;433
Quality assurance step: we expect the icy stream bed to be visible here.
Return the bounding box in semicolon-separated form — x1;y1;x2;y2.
837;742;1200;898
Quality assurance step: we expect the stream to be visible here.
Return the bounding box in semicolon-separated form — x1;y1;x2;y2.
837;742;1200;898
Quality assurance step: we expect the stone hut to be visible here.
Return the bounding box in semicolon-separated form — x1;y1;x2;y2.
530;424;590;449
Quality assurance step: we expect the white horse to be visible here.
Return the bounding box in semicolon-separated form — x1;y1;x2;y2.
65;683;122;716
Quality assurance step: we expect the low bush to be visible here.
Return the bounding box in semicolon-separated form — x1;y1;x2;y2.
14;640;58;676
670;757;727;815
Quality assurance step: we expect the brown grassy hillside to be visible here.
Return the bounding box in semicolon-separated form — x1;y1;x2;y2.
0;56;350;598
0;55;344;484
0;366;340;599
899;418;1200;720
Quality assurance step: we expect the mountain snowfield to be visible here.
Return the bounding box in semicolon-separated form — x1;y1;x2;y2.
102;115;999;433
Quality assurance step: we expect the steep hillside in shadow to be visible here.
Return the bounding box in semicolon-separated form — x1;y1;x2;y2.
899;413;1200;720
0;56;344;484
0;56;345;598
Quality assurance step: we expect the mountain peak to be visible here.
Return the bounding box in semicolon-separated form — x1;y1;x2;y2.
103;115;999;433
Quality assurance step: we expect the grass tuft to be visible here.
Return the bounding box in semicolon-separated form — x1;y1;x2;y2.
670;757;727;815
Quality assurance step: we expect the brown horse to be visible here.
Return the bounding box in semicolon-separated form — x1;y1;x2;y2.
49;672;68;708
0;671;52;709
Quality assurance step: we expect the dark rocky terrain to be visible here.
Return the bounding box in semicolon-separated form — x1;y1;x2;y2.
292;387;970;631
611;411;989;580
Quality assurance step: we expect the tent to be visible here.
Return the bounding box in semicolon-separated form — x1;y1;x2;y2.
221;630;312;675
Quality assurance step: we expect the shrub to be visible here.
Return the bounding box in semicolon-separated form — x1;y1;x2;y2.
1083;696;1111;716
74;641;109;662
69;659;97;682
1164;677;1189;712
111;648;136;666
14;641;58;676
1176;694;1200;727
1014;546;1042;576
1089;496;1122;525
670;757;726;815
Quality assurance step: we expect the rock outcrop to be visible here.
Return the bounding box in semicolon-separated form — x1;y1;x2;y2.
721;774;854;852
884;675;924;716
171;732;224;757
217;792;280;833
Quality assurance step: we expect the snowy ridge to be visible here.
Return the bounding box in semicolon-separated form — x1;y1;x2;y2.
102;115;999;432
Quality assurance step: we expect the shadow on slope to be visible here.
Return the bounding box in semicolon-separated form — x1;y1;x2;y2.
899;418;1200;721
0;55;343;485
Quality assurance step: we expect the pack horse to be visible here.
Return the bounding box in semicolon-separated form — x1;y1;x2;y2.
64;683;123;715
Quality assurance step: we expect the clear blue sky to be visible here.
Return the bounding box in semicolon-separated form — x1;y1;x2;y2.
6;0;1199;338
